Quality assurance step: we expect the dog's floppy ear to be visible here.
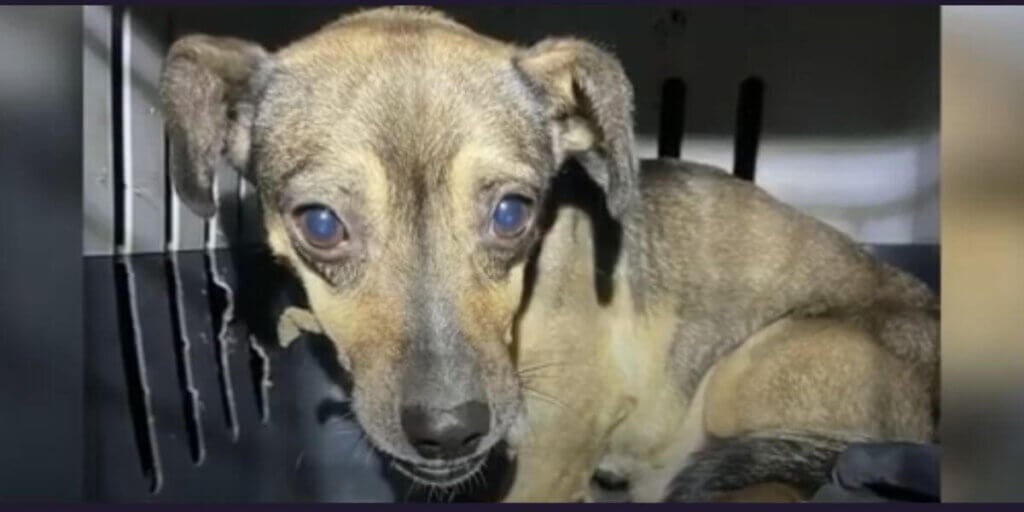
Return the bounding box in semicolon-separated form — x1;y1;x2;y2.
160;35;269;218
516;38;639;218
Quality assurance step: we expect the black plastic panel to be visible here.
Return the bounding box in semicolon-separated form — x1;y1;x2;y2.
82;244;937;502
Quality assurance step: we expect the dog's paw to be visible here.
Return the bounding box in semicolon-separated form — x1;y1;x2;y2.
276;306;323;348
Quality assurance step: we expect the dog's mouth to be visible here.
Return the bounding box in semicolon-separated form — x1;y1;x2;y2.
392;454;488;488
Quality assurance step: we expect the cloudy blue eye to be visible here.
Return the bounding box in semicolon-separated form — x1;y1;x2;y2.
297;205;347;249
491;194;533;237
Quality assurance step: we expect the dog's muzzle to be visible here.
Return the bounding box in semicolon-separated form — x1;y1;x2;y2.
394;400;491;486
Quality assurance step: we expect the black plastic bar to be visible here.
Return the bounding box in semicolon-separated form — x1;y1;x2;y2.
657;78;687;159
733;76;765;182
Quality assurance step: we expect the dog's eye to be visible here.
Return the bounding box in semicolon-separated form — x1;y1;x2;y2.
296;205;347;249
491;194;533;238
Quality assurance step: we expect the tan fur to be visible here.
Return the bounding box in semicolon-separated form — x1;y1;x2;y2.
161;6;939;502
704;317;933;441
713;483;805;502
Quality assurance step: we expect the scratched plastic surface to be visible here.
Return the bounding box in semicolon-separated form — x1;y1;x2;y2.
84;247;509;503
82;244;937;502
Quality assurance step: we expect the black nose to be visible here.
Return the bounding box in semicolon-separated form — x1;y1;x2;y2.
400;401;490;460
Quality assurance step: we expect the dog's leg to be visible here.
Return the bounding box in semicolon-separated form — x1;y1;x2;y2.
502;393;634;502
505;436;601;501
664;316;935;502
701;317;934;443
624;358;715;502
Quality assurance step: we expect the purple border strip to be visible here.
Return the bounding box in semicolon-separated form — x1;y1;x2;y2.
0;503;1012;508
4;1;1023;7
0;505;974;509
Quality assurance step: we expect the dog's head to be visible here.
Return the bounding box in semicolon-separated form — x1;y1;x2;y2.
161;6;637;487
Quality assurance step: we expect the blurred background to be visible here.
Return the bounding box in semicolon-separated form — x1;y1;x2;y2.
942;6;1024;502
0;3;1018;503
0;6;82;502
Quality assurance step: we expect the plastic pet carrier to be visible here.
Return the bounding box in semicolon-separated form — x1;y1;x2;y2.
81;5;940;502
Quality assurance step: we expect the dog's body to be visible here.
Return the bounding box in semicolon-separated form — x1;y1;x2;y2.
496;159;937;501
160;7;939;502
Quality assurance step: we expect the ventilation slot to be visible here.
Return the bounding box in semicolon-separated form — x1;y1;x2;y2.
164;142;206;464
112;5;163;494
733;76;765;182
657;78;687;159
111;6;125;253
113;259;164;493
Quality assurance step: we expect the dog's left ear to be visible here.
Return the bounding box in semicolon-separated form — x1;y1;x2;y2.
516;38;638;218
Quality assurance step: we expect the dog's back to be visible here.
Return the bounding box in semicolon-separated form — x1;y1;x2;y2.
611;158;938;501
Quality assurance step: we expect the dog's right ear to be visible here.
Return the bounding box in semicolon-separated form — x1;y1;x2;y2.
160;35;269;218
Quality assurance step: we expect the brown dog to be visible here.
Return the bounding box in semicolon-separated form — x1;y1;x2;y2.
160;6;939;502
